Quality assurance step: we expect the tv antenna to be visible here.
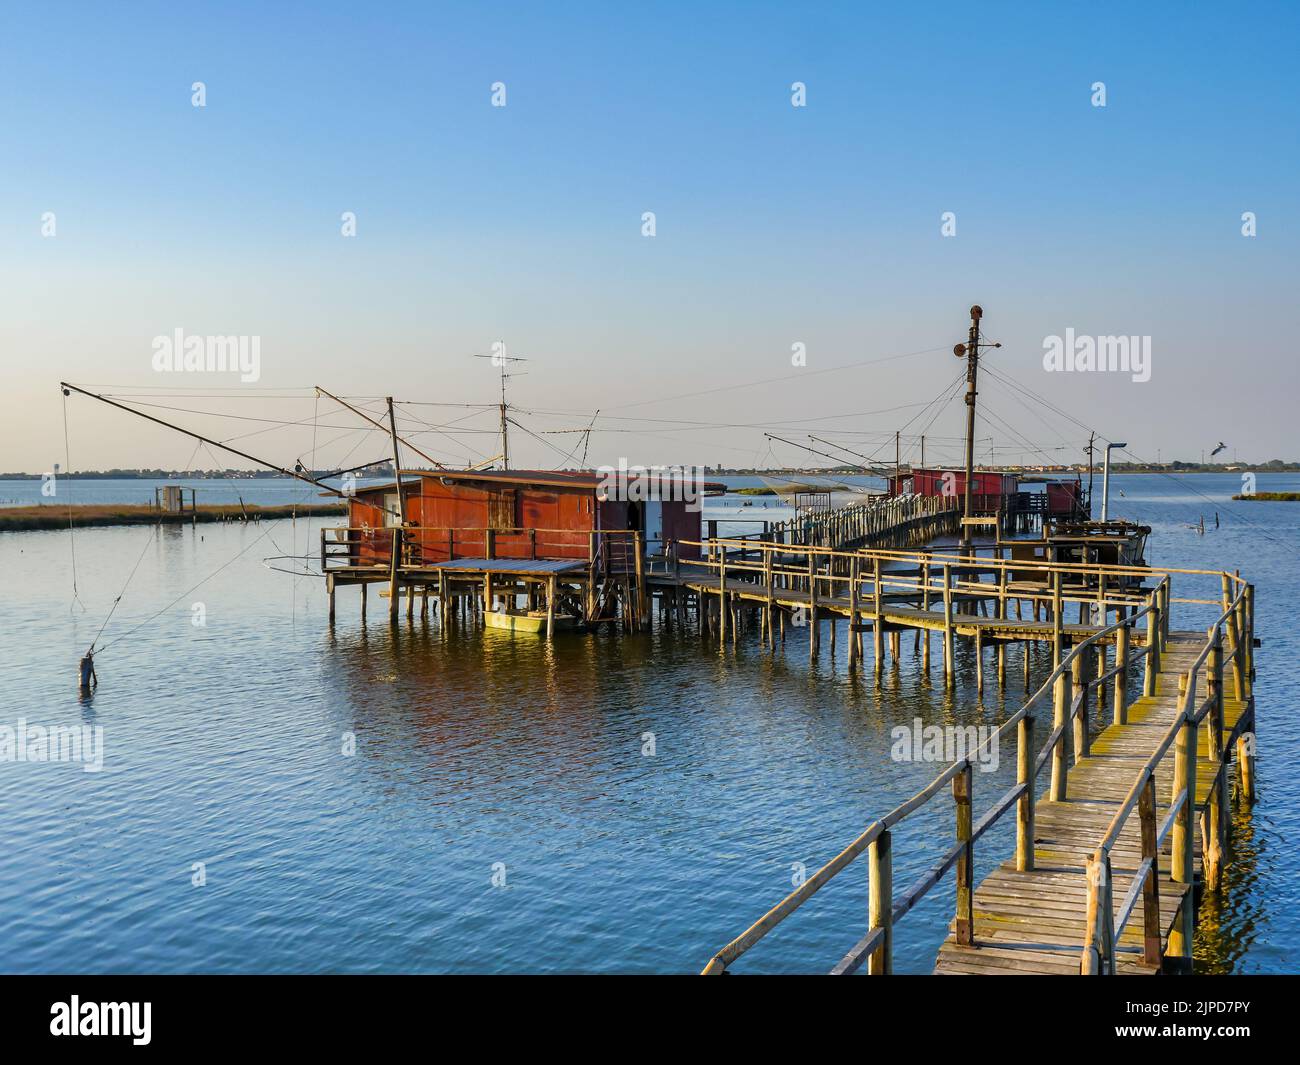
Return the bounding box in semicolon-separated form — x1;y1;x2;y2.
473;346;529;469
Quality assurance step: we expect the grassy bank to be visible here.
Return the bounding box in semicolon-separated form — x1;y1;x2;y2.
1231;492;1300;501
0;502;347;531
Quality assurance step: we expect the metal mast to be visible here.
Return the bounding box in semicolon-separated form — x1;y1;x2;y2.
474;350;528;469
952;306;1000;549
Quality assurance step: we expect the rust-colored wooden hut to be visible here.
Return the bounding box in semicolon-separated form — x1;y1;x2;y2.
344;469;706;566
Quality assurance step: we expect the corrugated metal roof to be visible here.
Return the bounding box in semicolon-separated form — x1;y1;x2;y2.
400;469;601;489
397;468;727;494
423;557;587;574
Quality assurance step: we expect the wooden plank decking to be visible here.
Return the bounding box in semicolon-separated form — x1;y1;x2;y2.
933;632;1250;975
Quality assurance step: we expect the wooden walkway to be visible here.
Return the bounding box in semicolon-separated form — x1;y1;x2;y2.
661;568;1133;644
934;632;1250;974
699;554;1256;976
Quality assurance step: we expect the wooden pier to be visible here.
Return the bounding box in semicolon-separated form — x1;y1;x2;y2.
317;495;1259;976
932;628;1251;974
319;493;958;634
697;553;1257;975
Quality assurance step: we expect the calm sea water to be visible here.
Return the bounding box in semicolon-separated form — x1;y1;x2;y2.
0;473;1295;973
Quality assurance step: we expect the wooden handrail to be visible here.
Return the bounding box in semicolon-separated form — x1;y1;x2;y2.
699;562;1252;975
1078;577;1251;974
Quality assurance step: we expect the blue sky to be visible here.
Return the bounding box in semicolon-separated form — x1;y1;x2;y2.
2;1;1297;472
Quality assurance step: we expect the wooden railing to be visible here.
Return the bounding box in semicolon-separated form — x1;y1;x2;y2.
1079;573;1254;974
697;546;1253;975
673;536;1164;665
716;493;958;551
699;588;1162;975
320;525;641;571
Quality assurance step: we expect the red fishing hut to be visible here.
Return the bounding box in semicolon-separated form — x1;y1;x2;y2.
339;468;714;567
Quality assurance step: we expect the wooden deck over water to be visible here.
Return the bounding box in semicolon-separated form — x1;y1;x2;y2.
317;513;1258;976
934;632;1250;975
693;540;1257;976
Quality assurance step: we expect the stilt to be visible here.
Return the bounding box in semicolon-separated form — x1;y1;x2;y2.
1237;724;1257;803
941;563;954;687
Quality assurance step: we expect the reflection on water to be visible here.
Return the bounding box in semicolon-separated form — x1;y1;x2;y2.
0;474;1296;973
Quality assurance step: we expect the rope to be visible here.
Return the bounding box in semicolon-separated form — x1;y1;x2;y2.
94;520;286;654
61;389;86;614
86;523;159;654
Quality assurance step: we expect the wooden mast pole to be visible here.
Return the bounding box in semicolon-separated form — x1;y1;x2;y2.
60;382;350;501
386;396;407;623
315;386;446;469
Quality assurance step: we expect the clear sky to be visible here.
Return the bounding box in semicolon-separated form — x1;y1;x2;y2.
2;1;1296;474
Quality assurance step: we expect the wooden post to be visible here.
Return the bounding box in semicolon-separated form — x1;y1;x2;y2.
327;574;336;624
1051;650;1070;801
996;551;1007;688
1143;601;1159;697
1051;569;1063;669
1016;714;1035;871
1222;574;1245;701
1072;644;1091;762
873;556;885;677
718;544;728;643
1171;680;1193;887
1151;594;1163;675
1238;726;1257;804
1204;631;1224;890
808;552;820;663
1244;583;1256;693
360;580;367;621
848;555;860;671
1114;608;1129;724
920;552;931;673
1168;691;1196;965
634;532;647;630
953;763;974;946
438;570;448;626
1081;852;1108;975
941;563;954;687
1094;639;1107;721
546;574;556;640
868;829;893;975
388;528;402;623
1139;774;1163;967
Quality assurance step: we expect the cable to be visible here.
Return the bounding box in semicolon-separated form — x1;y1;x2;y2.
60;388;86;614
601;344;950;413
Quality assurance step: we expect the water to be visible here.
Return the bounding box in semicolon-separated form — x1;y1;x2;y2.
0;473;1295;973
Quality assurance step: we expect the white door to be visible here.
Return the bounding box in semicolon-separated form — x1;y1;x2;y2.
644;501;663;554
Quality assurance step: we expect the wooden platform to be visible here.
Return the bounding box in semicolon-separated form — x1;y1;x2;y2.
658;570;1142;646
933;632;1250;975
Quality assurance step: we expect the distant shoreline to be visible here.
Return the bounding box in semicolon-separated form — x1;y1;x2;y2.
0;502;346;532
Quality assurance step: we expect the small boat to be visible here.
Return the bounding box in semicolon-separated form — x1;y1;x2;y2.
483;609;579;634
